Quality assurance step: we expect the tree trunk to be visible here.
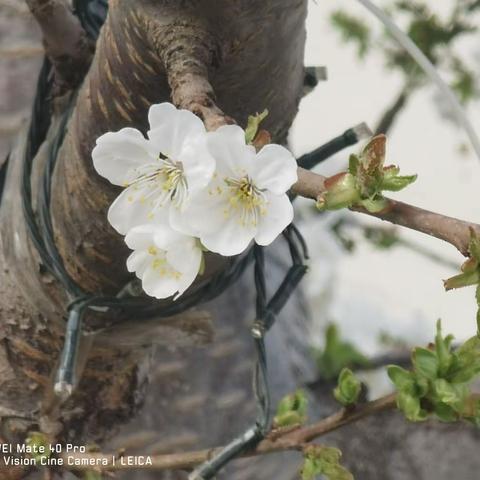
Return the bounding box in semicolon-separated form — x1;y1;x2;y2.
0;0;310;475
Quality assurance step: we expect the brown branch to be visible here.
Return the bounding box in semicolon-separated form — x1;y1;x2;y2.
291;168;478;257
62;393;396;473
24;0;92;91
156;23;233;131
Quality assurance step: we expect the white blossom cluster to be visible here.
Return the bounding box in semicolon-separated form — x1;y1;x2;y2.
92;103;298;299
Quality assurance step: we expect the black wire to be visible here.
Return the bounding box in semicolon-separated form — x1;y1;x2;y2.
72;0;108;40
190;239;308;480
297;125;363;170
0;154;9;205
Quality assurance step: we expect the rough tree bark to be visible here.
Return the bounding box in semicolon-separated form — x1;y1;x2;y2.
1;2;480;480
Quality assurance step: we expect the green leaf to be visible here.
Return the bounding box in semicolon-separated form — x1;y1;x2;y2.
317;173;360;211
334;368;361;406
359;196;389;213
415;376;429;397
323;464;354;480
25;432;51;463
434;402;458;422
412;347;438;380
319;446;342;465
396;391;427;422
381;173;417;192
301;456;319;480
348;154;360;176
245;109;268;144
456;335;480;358
274;389;308;427
387;365;416;394
443;270;480;290
302;446;354;480
469;230;480;261
435;320;452;376
447;336;480;383
432;379;461;406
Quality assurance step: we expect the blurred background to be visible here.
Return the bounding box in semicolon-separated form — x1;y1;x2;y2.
1;0;480;396
290;0;480;395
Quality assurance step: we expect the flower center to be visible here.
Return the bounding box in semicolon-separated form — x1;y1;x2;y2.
224;176;267;227
126;152;189;215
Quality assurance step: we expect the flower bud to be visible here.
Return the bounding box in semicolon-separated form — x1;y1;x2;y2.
316;172;360;211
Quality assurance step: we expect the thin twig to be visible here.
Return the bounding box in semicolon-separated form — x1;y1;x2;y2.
62;394;397;472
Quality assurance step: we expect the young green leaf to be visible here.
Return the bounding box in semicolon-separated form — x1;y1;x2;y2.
317;173;360;211
434;402;458;422
381;173;417;192
412;347;438;380
302;446;354;480
387;365;416;394
334;368;361;406
396;391;427;422
25;432;51;463
245;109;268;144
274;389;308;427
434;320;453;376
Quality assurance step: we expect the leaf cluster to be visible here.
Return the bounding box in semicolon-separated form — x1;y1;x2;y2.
317;136;416;213
302;445;354;480
388;320;480;423
274;389;308;427
334;368;362;406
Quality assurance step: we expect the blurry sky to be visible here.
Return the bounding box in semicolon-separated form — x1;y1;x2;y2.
290;0;480;357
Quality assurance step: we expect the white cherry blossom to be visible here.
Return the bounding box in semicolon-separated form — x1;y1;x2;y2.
125;224;202;299
181;125;298;256
92;102;215;234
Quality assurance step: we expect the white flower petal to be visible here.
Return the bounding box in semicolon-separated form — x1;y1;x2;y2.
207;125;256;177
179;187;228;237
200;214;255;256
126;250;150;279
92;128;155;186
255;194;294;246
124;224;158;250
168;206;197;236
108;187;169;235
167;241;202;296
251;144;298;194
148;103;206;159
180;136;216;194
142;265;180;299
152;224;187;250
